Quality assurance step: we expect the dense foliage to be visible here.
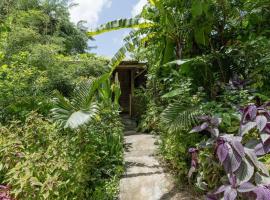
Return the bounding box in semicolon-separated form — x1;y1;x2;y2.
2;0;270;199
0;0;123;199
90;0;270;199
0;110;123;199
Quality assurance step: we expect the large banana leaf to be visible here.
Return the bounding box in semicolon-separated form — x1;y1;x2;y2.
88;18;153;36
108;32;155;71
148;0;157;5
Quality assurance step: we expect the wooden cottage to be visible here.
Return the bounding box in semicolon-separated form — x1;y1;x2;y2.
113;61;147;117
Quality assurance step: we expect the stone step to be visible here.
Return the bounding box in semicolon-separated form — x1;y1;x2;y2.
120;133;202;200
121;115;137;131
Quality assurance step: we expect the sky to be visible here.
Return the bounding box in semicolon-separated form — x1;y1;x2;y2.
69;0;148;58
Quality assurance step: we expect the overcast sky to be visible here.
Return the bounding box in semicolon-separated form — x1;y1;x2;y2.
69;0;147;58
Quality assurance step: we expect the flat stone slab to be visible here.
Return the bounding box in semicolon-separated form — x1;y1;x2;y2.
120;133;201;200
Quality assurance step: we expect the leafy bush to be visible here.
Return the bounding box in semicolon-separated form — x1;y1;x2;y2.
0;61;51;122
0;110;123;200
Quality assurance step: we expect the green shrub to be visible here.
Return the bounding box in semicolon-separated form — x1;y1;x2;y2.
0;110;123;200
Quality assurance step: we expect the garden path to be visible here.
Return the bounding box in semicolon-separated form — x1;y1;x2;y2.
119;117;201;200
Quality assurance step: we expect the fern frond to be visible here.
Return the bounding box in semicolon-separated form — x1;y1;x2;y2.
161;102;203;132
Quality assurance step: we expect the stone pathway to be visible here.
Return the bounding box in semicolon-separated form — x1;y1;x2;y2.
119;130;201;200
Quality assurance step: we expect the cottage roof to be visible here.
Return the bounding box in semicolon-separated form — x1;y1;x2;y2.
116;61;146;69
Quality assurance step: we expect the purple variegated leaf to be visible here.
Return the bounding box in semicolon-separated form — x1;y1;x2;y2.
191;159;197;167
231;149;243;173
211;117;222;127
220;134;233;141
266;111;270;120
231;140;245;158
210;128;219;138
214;185;230;194
201;122;209;130
256;115;268;132
223;148;242;173
229;174;237;187
255;140;270;156
263;102;270;107
263;123;270;134
233;136;243;142
253;186;270;200
260;132;270;143
240;122;257;136
224;187;237;200
248;105;257;121
245;148;260;169
206;194;218;200
255;172;270;185
223;153;232;173
198;115;211;121
237;182;256;193
245;139;260;149
257;162;270;177
188;166;196;178
217;143;229;164
188;148;198;153
235;158;254;185
190;125;201;133
190;122;209;133
263;102;270;108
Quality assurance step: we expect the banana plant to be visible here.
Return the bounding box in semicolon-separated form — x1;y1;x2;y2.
87;0;188;70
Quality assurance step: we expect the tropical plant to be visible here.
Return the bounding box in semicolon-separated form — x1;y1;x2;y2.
88;0;202;70
51;72;121;129
188;102;270;200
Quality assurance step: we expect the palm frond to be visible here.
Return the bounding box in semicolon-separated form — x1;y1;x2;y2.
161;102;202;132
63;103;99;129
51;76;108;129
88;18;153;36
72;74;109;109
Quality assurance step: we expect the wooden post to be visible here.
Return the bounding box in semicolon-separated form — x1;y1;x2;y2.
130;69;135;117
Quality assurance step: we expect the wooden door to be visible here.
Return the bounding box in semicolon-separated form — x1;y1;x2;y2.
117;69;131;113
